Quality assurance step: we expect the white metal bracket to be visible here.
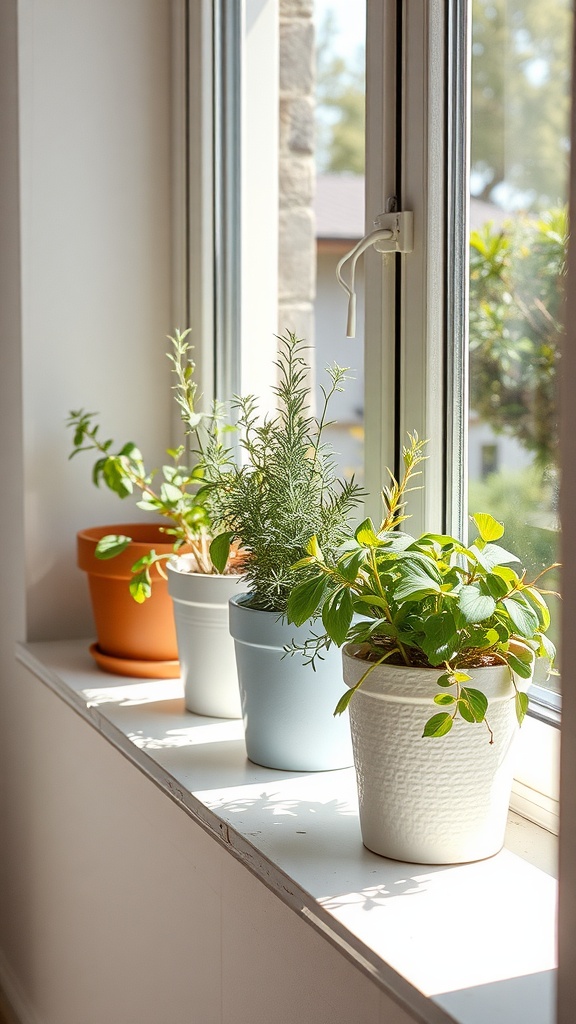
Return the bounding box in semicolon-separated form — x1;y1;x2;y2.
372;210;414;253
336;210;414;337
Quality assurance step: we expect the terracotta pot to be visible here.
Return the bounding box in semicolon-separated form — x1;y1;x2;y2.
77;523;179;671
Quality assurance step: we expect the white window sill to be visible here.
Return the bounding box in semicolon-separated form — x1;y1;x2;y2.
17;638;558;1024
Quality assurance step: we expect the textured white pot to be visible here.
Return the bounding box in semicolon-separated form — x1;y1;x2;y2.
229;595;353;771
167;555;243;718
343;644;529;864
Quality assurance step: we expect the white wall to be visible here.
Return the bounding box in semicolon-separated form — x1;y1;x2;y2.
0;661;420;1024
14;0;174;643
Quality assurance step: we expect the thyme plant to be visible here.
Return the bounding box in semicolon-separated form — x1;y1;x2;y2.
67;329;231;601
206;331;363;613
287;433;559;741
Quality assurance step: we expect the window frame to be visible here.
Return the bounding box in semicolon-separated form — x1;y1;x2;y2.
362;0;561;824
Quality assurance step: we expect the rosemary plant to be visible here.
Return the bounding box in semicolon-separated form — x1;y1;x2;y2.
205;331;363;613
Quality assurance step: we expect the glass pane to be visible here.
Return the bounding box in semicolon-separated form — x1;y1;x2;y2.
313;0;366;483
468;0;571;692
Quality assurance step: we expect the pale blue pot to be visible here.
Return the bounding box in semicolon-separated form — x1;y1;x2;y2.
228;594;354;772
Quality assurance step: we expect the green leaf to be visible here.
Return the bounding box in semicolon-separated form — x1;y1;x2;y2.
286;575;328;626
437;672;454;687
458;699;476;723
515;690;530;726
95;534;132;560
129;568;151;603
353;593;390;613
507;651;534;680
209;531;233;574
502;595;539;638
393;563;442;603
524;587;551;631
380;532;414;551
419;611;459;666
136;497;160;512
537;632;556;664
322;587;354;646
422;713;453;738
453;670;472;682
458;585;496;623
160;481;184;505
484;573;510;600
337;549;366;583
471;543;520;571
131;552;156;572
472;512;504;542
460;686;488;723
434;693;456;706
102;458;133;498
492;565;520;586
305;535;324;560
355;517;380;546
334;688;355;716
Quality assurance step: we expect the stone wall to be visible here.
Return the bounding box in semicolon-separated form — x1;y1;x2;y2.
278;0;316;344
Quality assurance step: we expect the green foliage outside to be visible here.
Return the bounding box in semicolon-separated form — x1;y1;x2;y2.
315;10;365;175
469;208;566;471
471;0;571;208
315;0;571;209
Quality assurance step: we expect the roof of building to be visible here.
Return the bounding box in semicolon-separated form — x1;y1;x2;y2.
314;173;509;240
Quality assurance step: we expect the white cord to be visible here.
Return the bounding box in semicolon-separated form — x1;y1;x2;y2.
336;227;394;337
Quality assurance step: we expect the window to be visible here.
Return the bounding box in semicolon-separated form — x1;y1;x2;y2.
197;0;564;824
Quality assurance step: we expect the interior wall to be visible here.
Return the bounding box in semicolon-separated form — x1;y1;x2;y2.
14;0;174;643
0;662;421;1024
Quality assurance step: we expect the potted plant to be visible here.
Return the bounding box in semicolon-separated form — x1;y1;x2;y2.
287;433;558;863
68;330;244;716
206;331;363;771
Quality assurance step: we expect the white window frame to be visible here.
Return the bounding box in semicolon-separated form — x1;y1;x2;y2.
363;0;560;828
177;0;279;417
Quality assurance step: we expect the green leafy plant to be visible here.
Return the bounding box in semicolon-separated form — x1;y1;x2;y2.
287;433;559;741
205;331;364;613
67;329;234;602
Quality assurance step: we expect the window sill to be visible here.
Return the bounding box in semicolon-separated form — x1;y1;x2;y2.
17;638;558;1024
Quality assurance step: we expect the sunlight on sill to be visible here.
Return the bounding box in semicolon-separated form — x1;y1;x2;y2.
81;678;184;708
127;720;244;750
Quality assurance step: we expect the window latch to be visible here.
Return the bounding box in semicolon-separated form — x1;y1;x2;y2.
336;209;414;337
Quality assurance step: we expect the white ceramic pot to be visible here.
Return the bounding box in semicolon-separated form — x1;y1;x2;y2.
167;555;243;718
229;595;354;772
343;644;529;864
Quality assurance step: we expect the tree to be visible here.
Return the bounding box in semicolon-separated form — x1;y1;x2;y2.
468;208;566;469
315;10;365;175
314;0;572;209
471;0;571;209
